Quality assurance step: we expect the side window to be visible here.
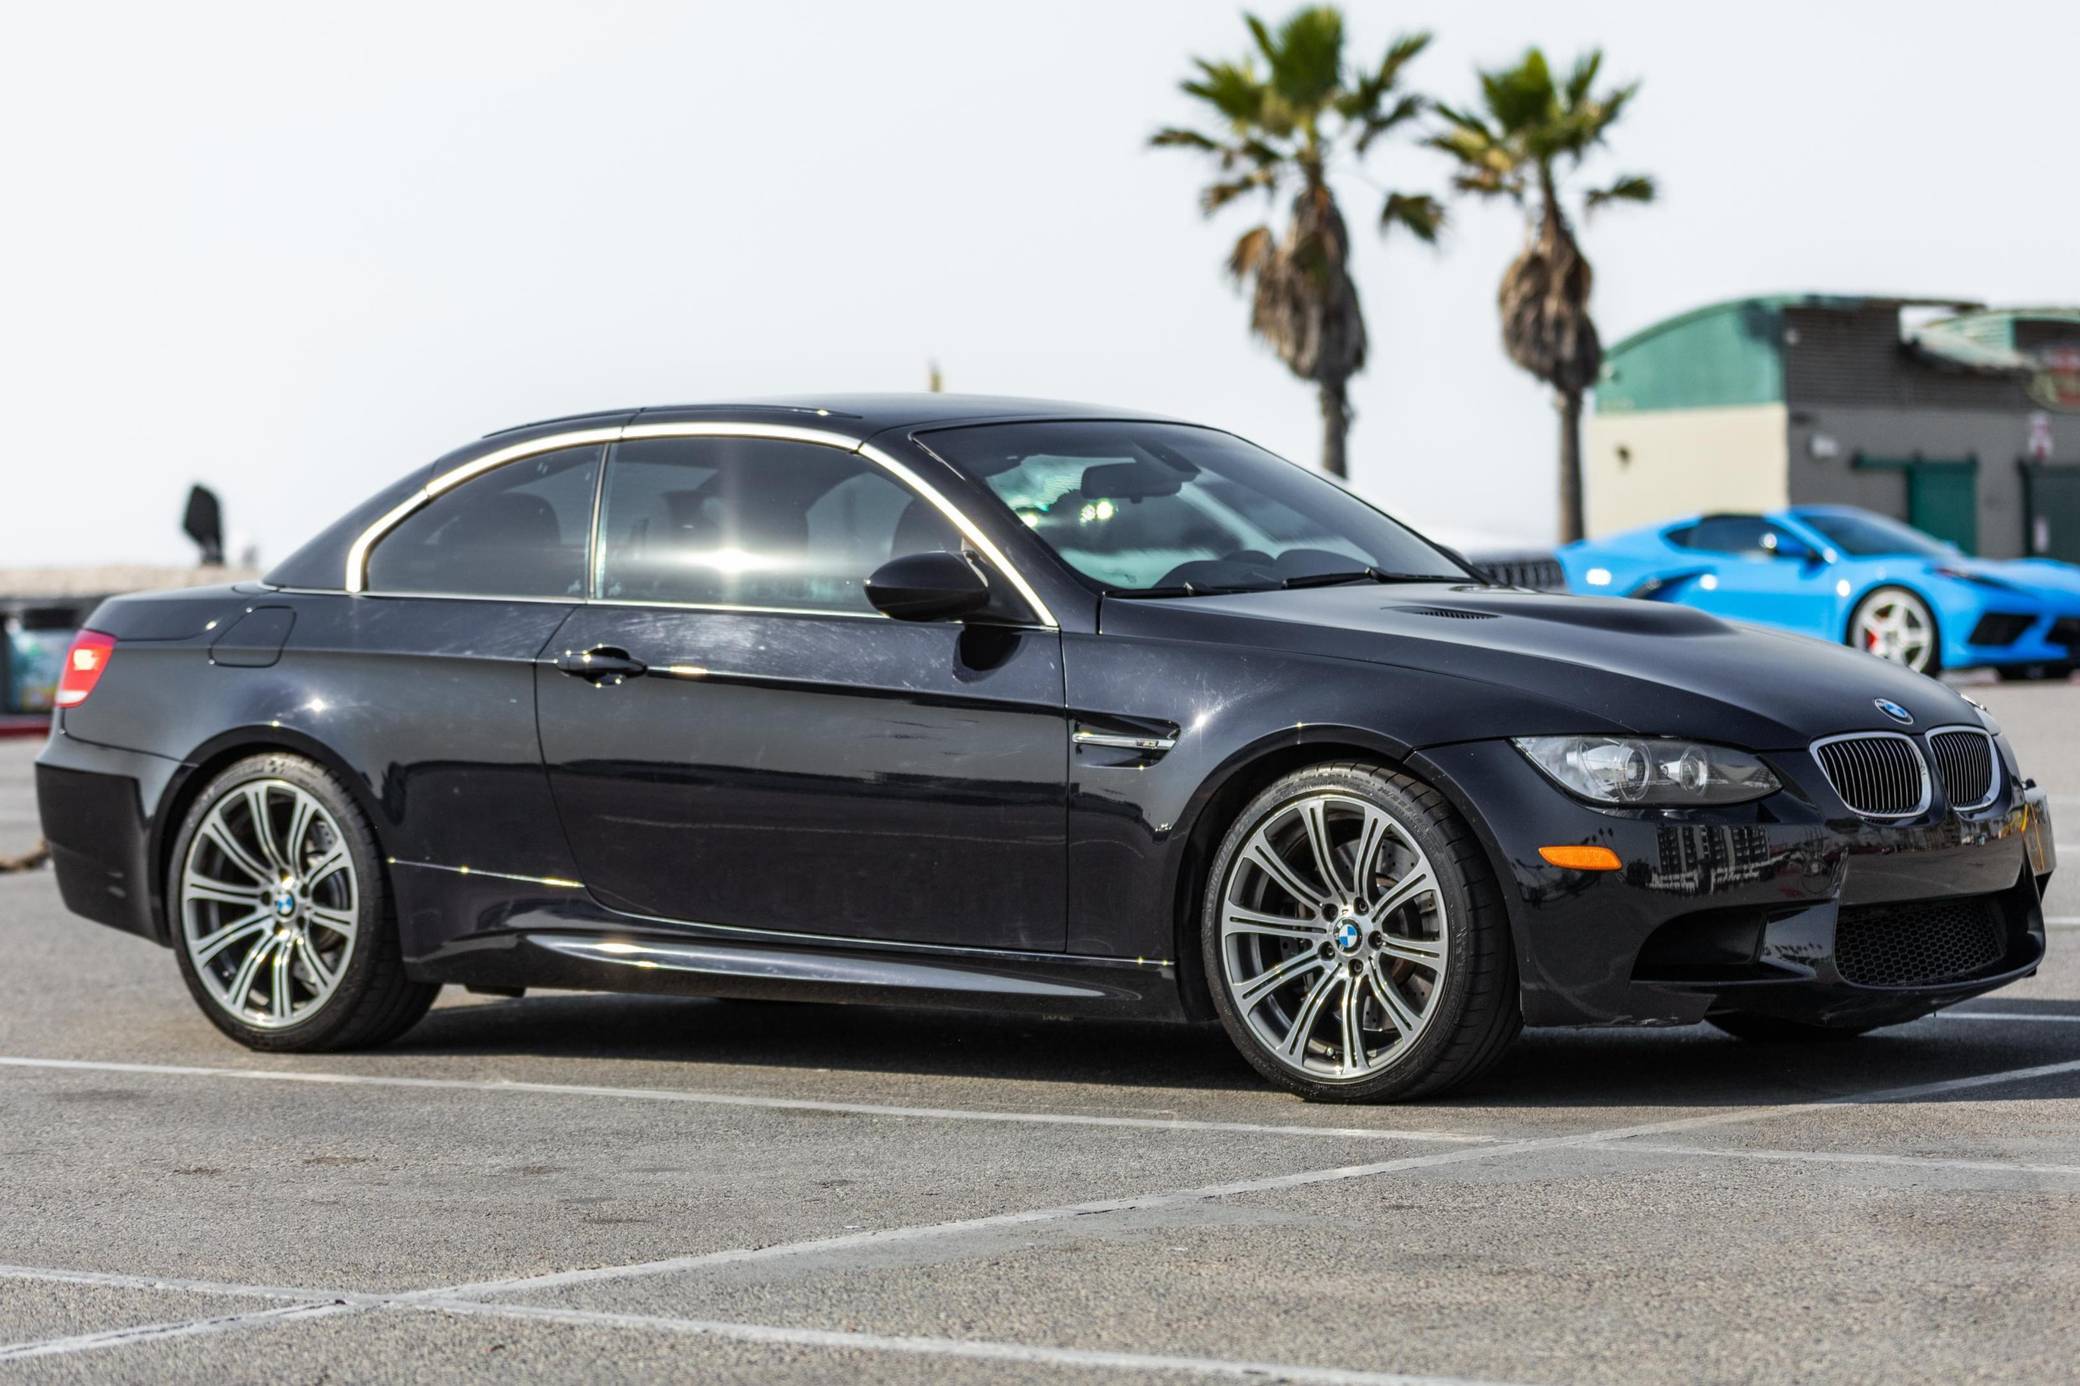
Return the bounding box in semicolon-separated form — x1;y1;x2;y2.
1674;516;1773;557
594;437;960;613
365;445;602;597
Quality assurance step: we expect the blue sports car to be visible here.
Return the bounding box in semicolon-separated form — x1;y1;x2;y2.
1559;505;2080;679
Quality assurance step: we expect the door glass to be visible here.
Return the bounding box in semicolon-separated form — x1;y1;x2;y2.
1670;516;1774;557
365;445;602;597
594;437;958;613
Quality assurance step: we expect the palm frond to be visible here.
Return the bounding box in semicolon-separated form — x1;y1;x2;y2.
1263;6;1347;112
1181;59;1268;126
1226;224;1276;282
1377;30;1432;86
1429;101;1495;139
1584;172;1656;211
1149;127;1223;152
1479;48;1557;134
1352;91;1424;154
1379;191;1445;243
1202;167;1280;214
1562;50;1603;109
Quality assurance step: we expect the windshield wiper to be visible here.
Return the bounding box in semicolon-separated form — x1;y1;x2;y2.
1110;581;1278;599
1279;568;1456;589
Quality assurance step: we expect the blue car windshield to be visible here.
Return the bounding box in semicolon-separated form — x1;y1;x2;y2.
921;421;1469;594
1796;510;1954;560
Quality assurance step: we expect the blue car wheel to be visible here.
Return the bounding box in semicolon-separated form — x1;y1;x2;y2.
1847;586;1939;675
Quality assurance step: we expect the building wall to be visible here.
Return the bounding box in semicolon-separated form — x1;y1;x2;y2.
1784;404;2080;559
1584;403;1789;536
1777;304;2080;559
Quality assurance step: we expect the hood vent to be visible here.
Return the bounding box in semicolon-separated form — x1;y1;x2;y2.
1393;606;1498;621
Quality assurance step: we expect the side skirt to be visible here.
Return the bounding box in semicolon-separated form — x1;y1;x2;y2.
403;899;1187;1022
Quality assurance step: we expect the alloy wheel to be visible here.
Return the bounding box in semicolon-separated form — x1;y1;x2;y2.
1852;591;1934;672
1217;792;1448;1081
180;779;358;1029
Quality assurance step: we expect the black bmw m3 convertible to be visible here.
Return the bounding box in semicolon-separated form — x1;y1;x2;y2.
36;396;2058;1100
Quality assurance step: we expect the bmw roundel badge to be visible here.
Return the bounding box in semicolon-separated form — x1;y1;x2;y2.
1874;698;1914;726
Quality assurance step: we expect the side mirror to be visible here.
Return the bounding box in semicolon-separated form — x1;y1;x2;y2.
865;551;991;622
1766;536;1819;565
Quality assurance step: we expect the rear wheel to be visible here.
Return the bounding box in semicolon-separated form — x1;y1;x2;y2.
1201;762;1519;1102
1847;586;1940;675
1707;1012;1880;1043
169;753;436;1051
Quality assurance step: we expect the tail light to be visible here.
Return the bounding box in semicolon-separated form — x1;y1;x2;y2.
54;630;117;708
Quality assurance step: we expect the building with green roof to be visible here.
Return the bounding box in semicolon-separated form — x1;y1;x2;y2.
1587;296;2080;559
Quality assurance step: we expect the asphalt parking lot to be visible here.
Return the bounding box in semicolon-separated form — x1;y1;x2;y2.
2;683;2077;1385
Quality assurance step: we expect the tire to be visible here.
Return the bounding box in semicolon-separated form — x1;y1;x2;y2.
1707;1012;1879;1043
1846;586;1940;676
168;752;437;1051
1200;761;1520;1103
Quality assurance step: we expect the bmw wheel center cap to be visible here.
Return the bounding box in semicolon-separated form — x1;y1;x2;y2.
1335;920;1363;952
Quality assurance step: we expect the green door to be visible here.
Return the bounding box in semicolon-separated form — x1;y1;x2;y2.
1906;462;1978;553
2022;462;2080;561
1853;455;1979;554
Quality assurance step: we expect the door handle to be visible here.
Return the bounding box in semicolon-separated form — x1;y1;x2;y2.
555;646;648;685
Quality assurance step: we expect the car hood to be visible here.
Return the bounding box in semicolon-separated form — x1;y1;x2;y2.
1107;582;1985;750
1938;555;2080;602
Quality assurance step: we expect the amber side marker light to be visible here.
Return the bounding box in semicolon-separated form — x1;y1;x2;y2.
1538;845;1622;871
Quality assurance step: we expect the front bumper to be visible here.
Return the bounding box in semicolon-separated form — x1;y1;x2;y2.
35;728;183;943
1421;738;2052;1028
1951;609;2080;669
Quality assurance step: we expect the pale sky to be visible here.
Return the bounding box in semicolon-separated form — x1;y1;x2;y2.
4;1;2076;568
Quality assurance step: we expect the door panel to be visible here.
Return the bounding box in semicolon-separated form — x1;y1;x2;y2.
1907;463;1979;554
537;607;1068;950
1672;519;1835;634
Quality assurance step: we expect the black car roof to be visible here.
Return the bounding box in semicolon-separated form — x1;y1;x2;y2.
484;394;1180;439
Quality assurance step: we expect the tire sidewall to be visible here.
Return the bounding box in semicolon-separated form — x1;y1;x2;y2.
1200;764;1483;1101
168;753;389;1050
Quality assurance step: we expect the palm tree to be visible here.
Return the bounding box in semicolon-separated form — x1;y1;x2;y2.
1430;49;1654;542
1152;7;1442;479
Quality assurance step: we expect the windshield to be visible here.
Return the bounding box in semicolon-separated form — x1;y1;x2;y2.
920;421;1470;594
1795;509;1955;559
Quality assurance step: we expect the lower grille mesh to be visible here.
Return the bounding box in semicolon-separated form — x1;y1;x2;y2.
1835;897;2005;987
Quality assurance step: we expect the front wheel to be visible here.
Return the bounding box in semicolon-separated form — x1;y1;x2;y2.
169;753;437;1051
1201;762;1519;1103
1846;586;1940;675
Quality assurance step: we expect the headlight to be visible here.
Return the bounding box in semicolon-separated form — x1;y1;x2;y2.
1513;735;1781;806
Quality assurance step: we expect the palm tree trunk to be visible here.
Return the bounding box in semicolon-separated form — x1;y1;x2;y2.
1557;388;1585;543
1319;375;1350;479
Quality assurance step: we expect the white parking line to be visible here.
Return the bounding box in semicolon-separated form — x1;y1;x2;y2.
2046;916;2079;928
0;1055;1494;1147
1943;1011;2080;1024
1590;1142;2080;1178
417;1298;1530;1386
0;1264;373;1304
9;1053;2080;1371
0;1303;348;1362
434;1053;2080;1303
